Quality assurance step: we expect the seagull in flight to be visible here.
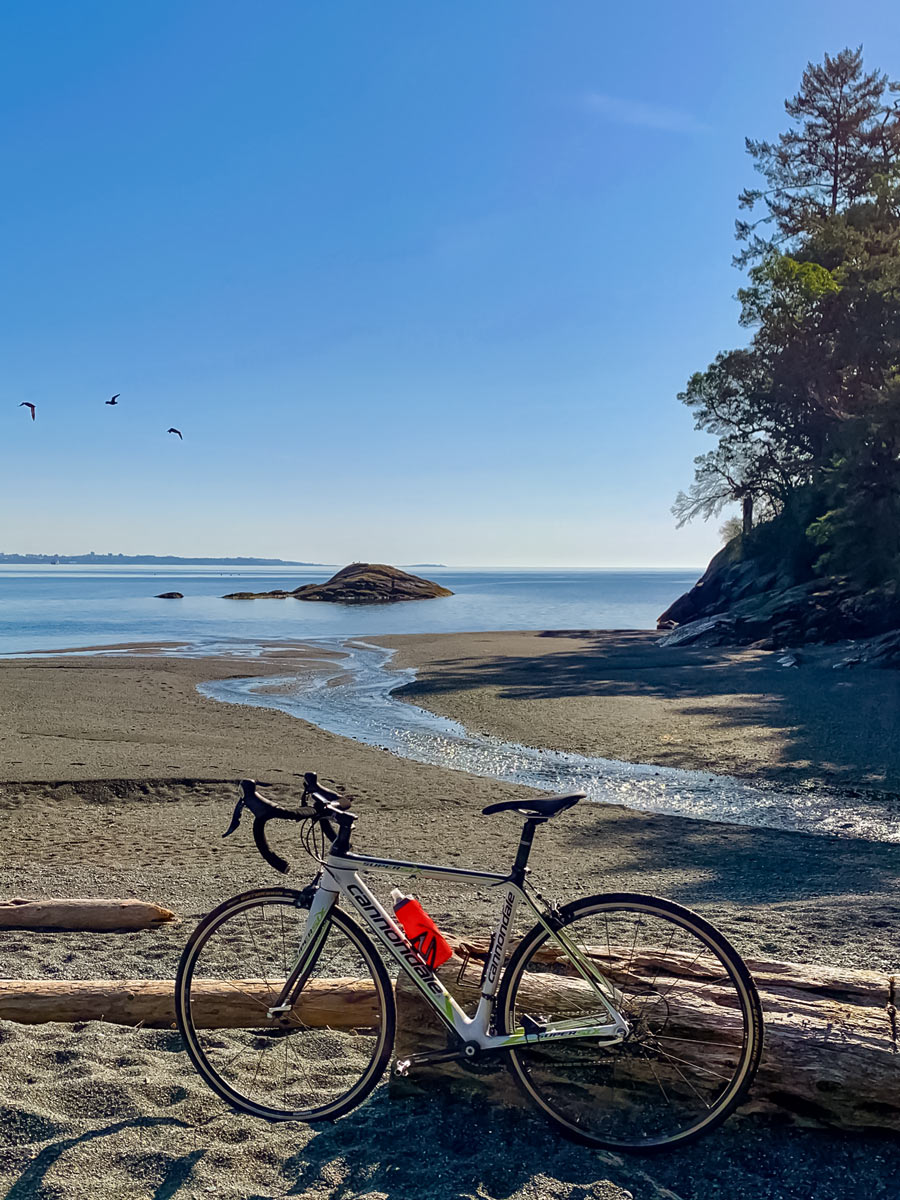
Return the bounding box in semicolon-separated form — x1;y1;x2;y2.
19;402;35;421
167;427;183;439
106;394;120;405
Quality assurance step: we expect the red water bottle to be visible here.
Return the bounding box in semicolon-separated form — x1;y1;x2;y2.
390;889;453;968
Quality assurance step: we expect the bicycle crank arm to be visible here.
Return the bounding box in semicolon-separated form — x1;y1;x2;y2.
394;1036;495;1076
394;1047;469;1076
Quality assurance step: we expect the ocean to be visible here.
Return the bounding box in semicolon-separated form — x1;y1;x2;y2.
0;564;699;655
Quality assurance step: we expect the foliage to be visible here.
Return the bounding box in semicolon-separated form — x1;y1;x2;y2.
736;47;900;265
676;47;900;591
718;516;743;545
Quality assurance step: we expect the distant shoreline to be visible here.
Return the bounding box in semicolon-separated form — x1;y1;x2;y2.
0;554;326;566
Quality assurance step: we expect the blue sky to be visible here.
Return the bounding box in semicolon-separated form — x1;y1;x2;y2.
1;1;898;566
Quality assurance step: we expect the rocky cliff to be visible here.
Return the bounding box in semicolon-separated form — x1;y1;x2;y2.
658;539;900;664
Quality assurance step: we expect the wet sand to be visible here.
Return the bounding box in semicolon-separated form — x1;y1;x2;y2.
1;640;899;1199
385;629;900;792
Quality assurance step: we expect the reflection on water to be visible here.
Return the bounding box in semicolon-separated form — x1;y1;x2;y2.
198;640;900;844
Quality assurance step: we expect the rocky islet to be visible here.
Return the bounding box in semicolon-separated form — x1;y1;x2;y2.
223;562;453;604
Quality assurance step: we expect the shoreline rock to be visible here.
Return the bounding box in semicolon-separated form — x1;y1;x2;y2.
224;562;453;604
658;540;900;665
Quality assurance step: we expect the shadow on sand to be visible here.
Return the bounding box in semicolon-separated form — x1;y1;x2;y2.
1;1115;203;1200
260;1089;899;1200
397;630;900;790
3;1060;900;1200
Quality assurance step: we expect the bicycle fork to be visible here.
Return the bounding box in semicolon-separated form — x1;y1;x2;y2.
265;881;339;1020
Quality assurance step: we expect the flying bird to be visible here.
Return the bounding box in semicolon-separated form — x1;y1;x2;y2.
167;427;183;439
19;402;35;420
106;394;120;405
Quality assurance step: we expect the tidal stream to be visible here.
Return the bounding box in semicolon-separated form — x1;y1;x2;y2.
198;639;900;844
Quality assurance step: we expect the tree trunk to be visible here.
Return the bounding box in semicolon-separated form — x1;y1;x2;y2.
1;944;897;1131
0;978;380;1029
742;493;754;536
0;899;176;931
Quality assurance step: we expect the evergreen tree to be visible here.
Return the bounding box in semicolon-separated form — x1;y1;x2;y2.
736;47;899;264
677;49;900;591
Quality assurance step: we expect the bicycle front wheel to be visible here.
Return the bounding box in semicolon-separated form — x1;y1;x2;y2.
175;888;395;1122
498;893;763;1151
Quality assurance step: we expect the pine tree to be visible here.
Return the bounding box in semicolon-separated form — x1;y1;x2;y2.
736;47;900;264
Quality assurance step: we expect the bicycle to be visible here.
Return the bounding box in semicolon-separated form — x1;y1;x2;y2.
175;773;764;1151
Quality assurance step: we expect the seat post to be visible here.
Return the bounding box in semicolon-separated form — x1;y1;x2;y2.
511;817;547;883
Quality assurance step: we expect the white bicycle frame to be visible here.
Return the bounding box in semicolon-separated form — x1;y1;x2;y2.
268;847;630;1052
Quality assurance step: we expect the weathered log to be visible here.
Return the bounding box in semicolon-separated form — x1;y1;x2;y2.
393;941;900;1133
0;978;380;1029
1;943;897;1132
0;899;176;932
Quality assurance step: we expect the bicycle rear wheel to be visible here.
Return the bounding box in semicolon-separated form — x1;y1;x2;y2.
175;888;395;1122
497;893;763;1150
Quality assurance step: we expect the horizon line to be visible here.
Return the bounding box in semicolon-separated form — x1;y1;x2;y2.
0;556;703;572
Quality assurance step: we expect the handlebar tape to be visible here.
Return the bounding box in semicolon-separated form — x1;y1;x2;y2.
303;771;351;810
232;779;319;875
253;814;291;875
232;778;348;874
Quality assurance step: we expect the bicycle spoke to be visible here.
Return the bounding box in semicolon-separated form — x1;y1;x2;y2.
503;897;760;1149
207;976;282;1012
649;1045;733;1084
650;1050;713;1107
654;1033;744;1049
635;924;677;1025
178;893;392;1122
643;1049;672;1106
216;1040;259;1075
244;909;275;995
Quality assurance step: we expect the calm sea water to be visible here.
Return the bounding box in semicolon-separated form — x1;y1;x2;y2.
0;564;698;655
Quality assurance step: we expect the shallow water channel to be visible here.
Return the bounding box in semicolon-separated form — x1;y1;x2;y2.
198;639;900;844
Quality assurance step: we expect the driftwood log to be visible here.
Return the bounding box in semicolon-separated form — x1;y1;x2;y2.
0;978;379;1028
0;935;896;1131
0;899;176;932
391;936;900;1133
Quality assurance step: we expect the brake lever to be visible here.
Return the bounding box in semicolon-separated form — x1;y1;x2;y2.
222;796;244;838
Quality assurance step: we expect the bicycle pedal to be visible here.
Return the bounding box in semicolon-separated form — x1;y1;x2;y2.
394;1058;411;1077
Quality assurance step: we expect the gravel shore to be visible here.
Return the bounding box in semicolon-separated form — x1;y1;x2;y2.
1;638;899;1199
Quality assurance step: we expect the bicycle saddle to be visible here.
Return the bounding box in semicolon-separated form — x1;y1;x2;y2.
482;792;585;818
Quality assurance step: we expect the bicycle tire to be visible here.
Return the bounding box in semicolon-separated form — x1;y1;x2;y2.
175;887;396;1122
497;892;763;1151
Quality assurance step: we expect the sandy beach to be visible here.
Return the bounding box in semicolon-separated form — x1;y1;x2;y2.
386;630;900;792
1;634;899;1199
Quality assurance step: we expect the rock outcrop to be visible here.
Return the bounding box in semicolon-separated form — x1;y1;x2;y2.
658;539;900;657
224;563;452;604
154;592;183;599
222;590;290;599
293;563;452;604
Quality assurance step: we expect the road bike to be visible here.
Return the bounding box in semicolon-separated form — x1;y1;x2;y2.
175;773;763;1151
